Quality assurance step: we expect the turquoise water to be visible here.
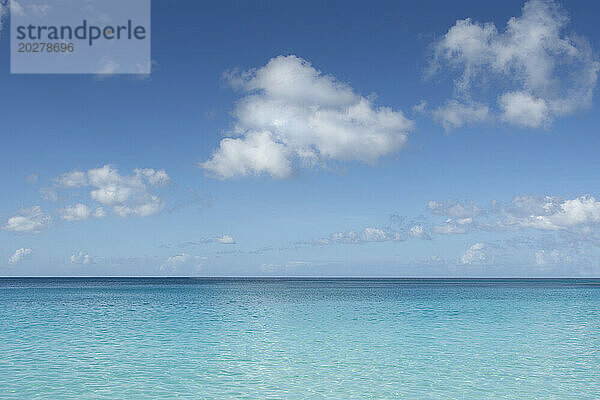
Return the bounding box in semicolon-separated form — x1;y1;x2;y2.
1;279;599;399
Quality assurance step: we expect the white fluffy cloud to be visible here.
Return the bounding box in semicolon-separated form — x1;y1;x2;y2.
3;206;51;233
8;248;32;264
429;0;599;129
201;55;414;179
54;165;170;218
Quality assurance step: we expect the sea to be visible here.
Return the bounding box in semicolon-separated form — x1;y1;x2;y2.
1;278;599;399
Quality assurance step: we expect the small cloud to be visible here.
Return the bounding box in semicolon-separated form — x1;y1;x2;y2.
215;234;235;244
71;251;93;265
184;234;237;246
412;100;427;114
55;170;87;187
134;168;171;186
3;206;51;233
27;3;51;16
95;57;119;78
431;100;489;131
460;242;488;265
58;204;91;221
428;200;481;218
409;225;431;240
10;1;25;16
26;173;39;183
308;227;403;246
132;60;157;80
8;248;32;265
431;223;467;235
93;207;107;218
534;249;570;266
40;187;58;202
160;253;206;272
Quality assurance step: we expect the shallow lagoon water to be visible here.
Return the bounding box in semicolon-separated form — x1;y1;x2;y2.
1;278;599;399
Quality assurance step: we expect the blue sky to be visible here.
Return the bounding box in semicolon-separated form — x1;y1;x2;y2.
1;0;600;276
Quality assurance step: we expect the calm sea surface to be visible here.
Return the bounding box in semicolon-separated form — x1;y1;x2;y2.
1;278;599;399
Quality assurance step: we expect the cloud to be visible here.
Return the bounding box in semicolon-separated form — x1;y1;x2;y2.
26;173;38;183
0;2;7;32
27;3;51;17
201;55;414;179
412;100;428;114
160;253;205;272
432;101;489;131
3;206;51;233
8;248;32;265
40;187;59;202
428;0;599;129
10;1;25;17
428;200;481;218
97;57;119;75
431;222;468;235
56;170;87;187
93;207;107;218
299;215;434;247
70;251;93;265
500;195;600;231
427;195;600;238
428;200;479;235
409;225;431;240
54;165;170;218
534;249;571;266
58;204;91;221
215;234;235;244
308;227;404;246
58;204;107;222
460;243;489;265
184;234;237;246
499;91;549;128
136;168;171;186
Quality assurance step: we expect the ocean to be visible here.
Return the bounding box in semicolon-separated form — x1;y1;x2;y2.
1;278;599;399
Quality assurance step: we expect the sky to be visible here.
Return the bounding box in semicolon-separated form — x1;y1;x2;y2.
1;0;600;277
